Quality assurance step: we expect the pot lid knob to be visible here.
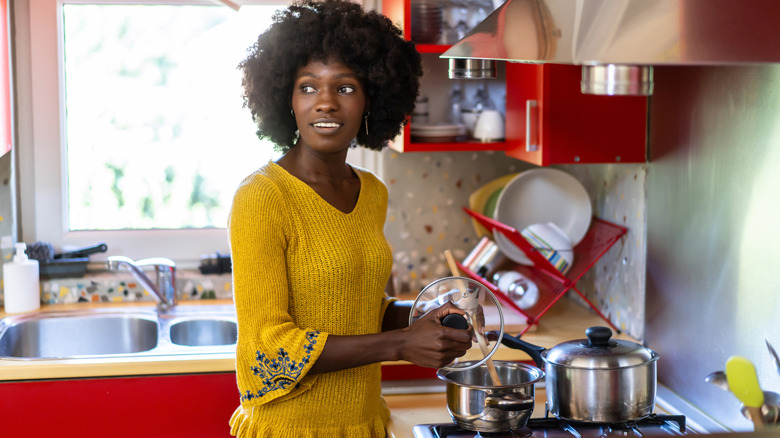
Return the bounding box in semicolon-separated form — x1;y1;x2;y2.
583;326;617;348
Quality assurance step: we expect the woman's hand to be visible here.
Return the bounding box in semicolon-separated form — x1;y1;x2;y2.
398;301;474;368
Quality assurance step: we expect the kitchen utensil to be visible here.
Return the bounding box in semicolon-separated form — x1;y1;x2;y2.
520;222;574;275
409;276;504;371
54;242;108;259
766;339;780;379
444;250;502;386
437;360;544;433
493;168;592;265
741;391;780;426
705;370;730;391
468;173;518;237
726;356;765;430
490;326;659;422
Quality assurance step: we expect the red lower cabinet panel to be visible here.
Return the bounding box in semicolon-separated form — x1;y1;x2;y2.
0;373;238;437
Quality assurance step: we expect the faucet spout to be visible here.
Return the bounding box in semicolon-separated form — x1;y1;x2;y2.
107;256;176;311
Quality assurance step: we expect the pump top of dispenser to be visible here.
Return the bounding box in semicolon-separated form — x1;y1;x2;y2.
13;242;31;263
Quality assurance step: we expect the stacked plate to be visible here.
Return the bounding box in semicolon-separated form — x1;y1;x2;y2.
410;123;465;143
411;0;443;44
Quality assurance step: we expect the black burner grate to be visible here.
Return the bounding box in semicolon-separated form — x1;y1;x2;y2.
416;414;687;438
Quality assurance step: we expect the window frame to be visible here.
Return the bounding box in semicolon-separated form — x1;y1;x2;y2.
15;0;376;268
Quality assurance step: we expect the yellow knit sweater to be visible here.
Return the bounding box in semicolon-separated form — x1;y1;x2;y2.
228;161;394;438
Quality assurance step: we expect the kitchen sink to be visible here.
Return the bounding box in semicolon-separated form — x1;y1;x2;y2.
169;319;237;347
0;313;159;358
0;304;237;360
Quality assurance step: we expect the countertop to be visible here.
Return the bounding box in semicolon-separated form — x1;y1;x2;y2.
0;296;636;381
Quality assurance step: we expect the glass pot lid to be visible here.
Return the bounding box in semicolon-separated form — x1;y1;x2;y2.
409;276;505;371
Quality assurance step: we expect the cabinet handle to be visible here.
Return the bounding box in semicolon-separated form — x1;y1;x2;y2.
526;100;538;152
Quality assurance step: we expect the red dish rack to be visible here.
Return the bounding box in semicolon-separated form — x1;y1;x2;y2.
459;208;627;335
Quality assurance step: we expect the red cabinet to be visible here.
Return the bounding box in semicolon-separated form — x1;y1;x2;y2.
382;0;648;166
0;373;238;437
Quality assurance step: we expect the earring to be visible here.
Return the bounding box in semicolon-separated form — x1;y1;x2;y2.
290;109;294;117
364;112;370;136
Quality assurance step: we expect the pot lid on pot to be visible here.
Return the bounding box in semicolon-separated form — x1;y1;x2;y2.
543;326;659;369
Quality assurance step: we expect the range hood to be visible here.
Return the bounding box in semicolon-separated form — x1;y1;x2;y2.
441;0;780;95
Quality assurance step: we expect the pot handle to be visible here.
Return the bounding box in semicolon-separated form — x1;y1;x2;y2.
486;395;535;411
487;330;545;369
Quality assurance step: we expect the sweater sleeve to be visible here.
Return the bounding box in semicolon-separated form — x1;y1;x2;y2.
228;173;328;406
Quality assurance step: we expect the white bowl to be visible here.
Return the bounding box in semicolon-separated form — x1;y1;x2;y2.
493;168;591;265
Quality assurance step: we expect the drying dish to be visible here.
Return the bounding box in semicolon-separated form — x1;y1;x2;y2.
493;168;591;265
468;173;518;238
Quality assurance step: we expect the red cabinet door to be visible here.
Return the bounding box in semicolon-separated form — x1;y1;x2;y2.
0;373;238;437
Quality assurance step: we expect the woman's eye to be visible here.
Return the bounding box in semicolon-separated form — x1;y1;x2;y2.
300;85;316;93
339;85;356;94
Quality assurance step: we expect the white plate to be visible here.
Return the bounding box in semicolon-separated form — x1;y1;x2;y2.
410;123;464;136
493;168;592;265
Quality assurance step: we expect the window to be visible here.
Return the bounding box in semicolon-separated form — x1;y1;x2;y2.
17;0;378;268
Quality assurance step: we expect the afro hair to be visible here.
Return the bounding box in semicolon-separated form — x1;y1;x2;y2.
239;0;423;153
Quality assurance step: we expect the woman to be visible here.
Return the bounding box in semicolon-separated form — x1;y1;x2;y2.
228;0;474;436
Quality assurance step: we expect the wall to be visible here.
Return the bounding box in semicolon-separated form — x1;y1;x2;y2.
382;148;648;339
646;65;780;431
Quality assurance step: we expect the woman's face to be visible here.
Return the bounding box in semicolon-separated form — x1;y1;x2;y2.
291;57;367;154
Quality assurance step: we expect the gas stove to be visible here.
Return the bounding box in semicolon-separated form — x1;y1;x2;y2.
412;414;688;438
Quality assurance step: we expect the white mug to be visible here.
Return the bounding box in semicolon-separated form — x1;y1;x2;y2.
473;109;505;142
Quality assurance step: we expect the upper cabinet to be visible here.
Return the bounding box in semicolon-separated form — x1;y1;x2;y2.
382;0;648;166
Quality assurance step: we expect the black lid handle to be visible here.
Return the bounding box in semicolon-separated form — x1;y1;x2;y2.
441;313;469;330
585;326;614;348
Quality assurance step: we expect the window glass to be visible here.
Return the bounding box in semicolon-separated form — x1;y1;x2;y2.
62;4;281;231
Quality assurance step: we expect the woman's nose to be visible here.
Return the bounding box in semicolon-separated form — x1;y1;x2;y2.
315;89;339;112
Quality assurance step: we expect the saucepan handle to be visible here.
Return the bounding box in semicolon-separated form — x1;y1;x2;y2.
486;330;545;369
486;395;535;411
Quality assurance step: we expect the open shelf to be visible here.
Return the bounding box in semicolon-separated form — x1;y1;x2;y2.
460;208;627;335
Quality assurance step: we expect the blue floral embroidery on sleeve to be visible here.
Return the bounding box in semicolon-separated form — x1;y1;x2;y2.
241;331;320;401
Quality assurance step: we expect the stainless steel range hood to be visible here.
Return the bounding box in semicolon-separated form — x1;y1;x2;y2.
441;0;780;95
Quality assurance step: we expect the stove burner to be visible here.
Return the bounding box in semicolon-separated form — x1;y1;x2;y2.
414;414;687;438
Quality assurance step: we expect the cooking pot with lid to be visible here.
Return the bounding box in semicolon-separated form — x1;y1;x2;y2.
492;326;660;423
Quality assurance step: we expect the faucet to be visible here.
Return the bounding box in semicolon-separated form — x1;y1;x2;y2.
107;256;176;312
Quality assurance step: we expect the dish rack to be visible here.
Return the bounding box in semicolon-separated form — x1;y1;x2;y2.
459;208;627;335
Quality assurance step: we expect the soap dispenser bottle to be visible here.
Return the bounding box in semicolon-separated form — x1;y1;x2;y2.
2;242;41;314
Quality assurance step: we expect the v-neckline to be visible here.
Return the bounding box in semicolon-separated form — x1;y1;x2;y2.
271;161;363;215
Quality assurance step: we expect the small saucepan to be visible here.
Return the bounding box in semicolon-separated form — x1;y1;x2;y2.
489;326;660;423
437;360;544;433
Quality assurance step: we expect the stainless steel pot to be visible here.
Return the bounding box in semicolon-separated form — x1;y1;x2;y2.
436;360;544;433
495;326;660;423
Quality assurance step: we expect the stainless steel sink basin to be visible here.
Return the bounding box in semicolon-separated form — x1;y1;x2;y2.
169;319;237;347
0;304;237;360
0;313;159;358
